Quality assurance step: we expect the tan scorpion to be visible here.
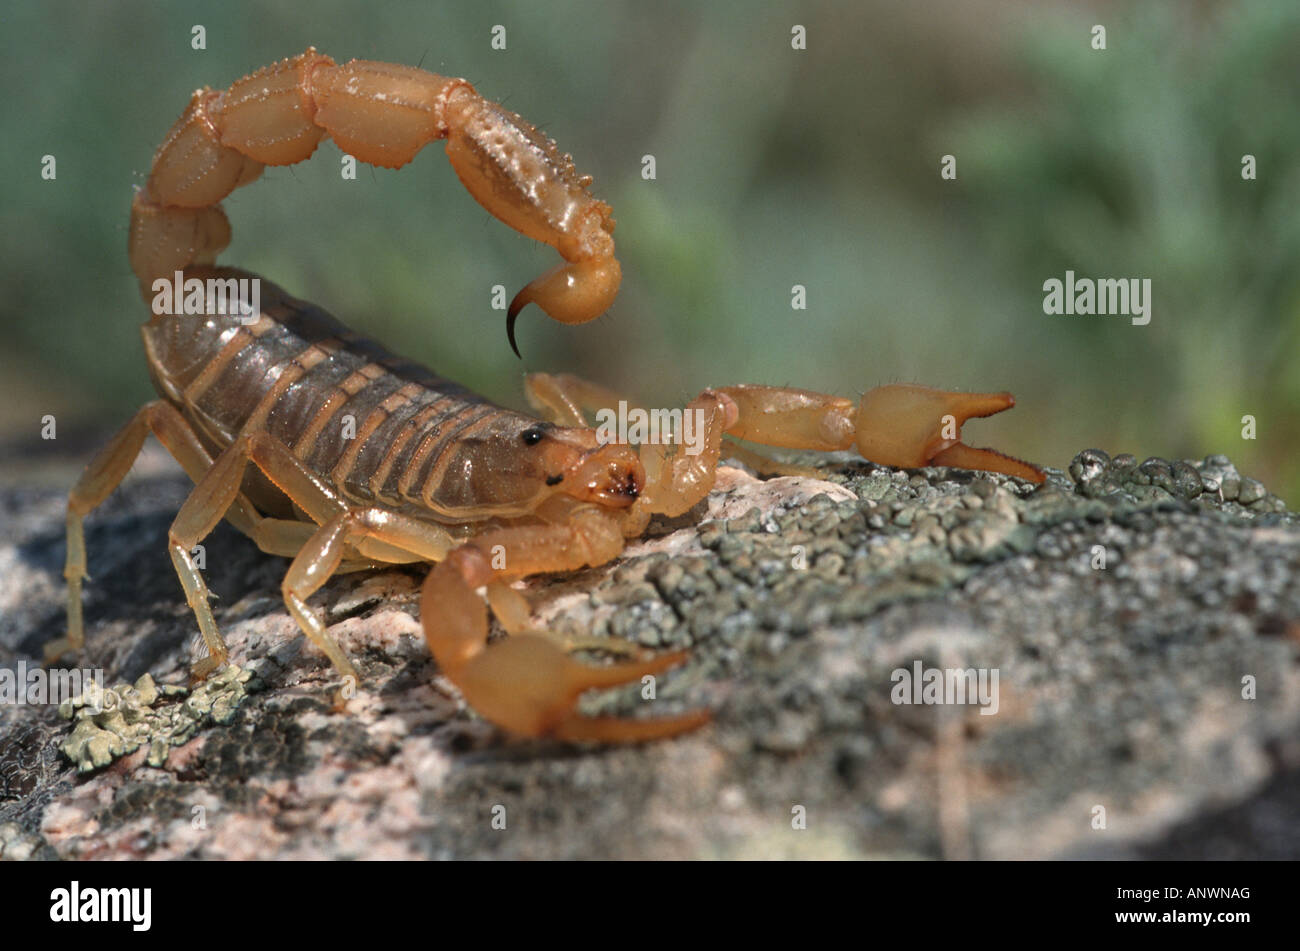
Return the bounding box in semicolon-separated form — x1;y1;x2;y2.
47;50;1046;743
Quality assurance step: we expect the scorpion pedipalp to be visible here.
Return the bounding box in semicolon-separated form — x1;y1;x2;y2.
422;545;708;742
717;382;1045;483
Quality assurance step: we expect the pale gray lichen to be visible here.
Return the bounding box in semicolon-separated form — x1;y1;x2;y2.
58;666;251;773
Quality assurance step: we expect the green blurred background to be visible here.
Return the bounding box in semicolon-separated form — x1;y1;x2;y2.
2;0;1297;498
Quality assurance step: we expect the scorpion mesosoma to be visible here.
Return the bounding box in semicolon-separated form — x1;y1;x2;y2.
48;50;1046;743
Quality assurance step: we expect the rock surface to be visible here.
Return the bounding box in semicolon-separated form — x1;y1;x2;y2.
1;447;1297;859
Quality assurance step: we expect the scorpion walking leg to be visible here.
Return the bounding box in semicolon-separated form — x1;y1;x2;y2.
168;429;355;678
524;372;635;427
421;508;709;742
719;440;825;479
481;579;639;655
716;383;1046;483
477;565;640;655
281;508;454;683
49;401;260;664
243;518;331;560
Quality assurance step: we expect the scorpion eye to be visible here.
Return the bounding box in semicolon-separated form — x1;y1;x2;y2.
520;426;545;447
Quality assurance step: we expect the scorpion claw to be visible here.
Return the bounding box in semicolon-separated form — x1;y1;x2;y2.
551;709;712;743
424;554;706;742
856;384;1046;484
929;442;1046;485
450;635;707;743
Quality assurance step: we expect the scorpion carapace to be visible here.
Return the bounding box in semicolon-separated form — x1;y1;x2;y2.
50;52;1045;744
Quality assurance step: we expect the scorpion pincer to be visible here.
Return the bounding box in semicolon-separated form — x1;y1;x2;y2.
49;50;1045;743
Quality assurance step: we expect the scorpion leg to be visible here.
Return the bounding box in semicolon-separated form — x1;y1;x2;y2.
716;383;1045;484
167;429;355;679
48;401;260;664
280;508;454;685
524;372;629;427
718;440;826;479
477;546;640;653
421;509;708;742
483;580;639;655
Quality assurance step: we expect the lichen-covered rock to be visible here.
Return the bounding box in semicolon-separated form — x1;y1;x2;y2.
0;448;1296;859
58;668;251;773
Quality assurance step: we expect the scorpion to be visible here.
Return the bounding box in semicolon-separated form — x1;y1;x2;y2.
47;50;1045;743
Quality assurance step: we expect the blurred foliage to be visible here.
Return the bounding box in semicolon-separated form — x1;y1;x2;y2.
947;0;1300;499
1;0;1295;499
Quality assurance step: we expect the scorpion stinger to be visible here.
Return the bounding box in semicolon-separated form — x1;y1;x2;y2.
507;302;524;359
